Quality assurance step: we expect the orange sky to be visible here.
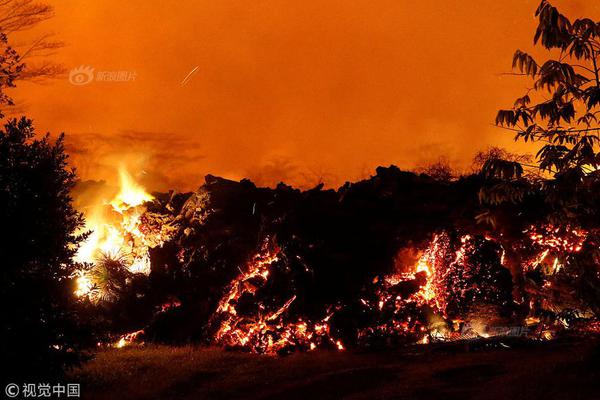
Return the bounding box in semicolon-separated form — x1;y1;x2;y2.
11;0;600;191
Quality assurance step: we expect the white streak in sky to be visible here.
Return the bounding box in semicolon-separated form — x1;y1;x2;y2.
180;66;199;86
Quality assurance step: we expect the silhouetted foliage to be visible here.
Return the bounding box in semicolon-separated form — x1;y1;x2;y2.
485;0;600;224
0;118;85;379
494;0;600;174
473;147;533;174
415;158;455;182
0;32;23;118
0;1;63;117
478;1;600;310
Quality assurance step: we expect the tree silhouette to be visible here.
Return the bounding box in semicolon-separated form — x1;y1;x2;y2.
0;32;23;118
415;158;455;182
0;0;63;117
496;0;600;174
0;117;85;378
482;0;600;313
485;0;600;224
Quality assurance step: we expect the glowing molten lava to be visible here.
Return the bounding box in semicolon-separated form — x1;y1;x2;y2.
212;240;344;354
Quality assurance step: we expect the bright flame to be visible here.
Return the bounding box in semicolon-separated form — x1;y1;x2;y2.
110;169;155;212
114;329;144;348
74;272;93;298
73;167;159;300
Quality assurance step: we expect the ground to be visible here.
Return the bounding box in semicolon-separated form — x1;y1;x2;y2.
69;337;600;400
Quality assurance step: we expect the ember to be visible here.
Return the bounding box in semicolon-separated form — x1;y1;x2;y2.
527;225;587;254
211;239;344;354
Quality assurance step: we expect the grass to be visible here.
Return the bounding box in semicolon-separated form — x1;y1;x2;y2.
69;337;600;400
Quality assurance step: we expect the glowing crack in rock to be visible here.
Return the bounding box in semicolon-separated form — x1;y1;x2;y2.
212;240;344;354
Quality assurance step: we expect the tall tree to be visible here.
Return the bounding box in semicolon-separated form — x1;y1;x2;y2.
487;0;600;224
0;117;85;378
484;0;600;315
497;0;600;172
1;3;87;378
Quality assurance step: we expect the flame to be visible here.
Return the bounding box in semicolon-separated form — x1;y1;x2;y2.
114;329;144;348
110;168;155;212
363;231;570;345
70;172;597;350
74;272;93;298
73;167;160;300
415;256;434;301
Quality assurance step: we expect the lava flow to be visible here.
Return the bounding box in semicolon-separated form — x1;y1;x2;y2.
212;240;344;354
69;171;600;352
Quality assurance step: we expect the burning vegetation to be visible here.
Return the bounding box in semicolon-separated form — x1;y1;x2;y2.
73;168;177;303
69;166;600;354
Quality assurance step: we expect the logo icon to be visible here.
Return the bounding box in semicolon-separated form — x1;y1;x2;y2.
69;65;95;85
5;383;19;398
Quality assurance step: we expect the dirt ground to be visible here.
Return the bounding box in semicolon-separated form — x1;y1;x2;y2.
68;336;600;400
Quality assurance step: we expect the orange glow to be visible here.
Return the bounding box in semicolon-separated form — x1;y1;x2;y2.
11;1;600;191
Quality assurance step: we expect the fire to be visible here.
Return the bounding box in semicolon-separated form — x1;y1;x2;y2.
110;168;155;212
361;231;553;344
214;226;600;350
74;167;155;267
415;256;433;301
114;329;144;348
411;233;453;311
74;271;93;298
523;225;589;277
73;167;168;301
215;245;279;317
358;234;449;344
70;173;598;352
